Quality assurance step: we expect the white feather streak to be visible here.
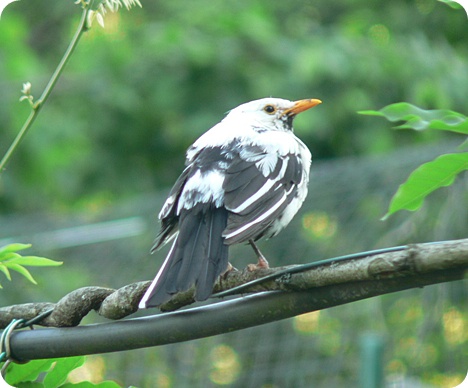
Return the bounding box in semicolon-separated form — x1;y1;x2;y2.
138;236;177;308
223;193;287;239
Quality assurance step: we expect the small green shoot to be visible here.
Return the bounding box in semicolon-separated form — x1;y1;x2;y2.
0;243;63;288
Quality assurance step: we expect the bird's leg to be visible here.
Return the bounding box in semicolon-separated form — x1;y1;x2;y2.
248;240;270;270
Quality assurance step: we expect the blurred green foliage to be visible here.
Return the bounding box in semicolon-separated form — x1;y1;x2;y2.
1;0;468;213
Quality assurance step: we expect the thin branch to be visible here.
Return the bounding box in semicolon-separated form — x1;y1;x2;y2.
0;7;89;172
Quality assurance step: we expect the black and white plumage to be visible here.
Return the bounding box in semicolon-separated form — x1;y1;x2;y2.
139;97;321;308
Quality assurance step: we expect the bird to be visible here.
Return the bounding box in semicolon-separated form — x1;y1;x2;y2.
139;97;322;309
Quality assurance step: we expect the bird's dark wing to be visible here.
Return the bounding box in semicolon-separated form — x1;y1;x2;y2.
143;146;231;307
151;165;191;252
223;145;303;244
152;144;229;252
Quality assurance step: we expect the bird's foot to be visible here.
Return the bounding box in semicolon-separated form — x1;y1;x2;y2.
247;240;270;271
246;258;270;272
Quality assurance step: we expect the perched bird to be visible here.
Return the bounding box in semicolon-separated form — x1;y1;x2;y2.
139;97;321;308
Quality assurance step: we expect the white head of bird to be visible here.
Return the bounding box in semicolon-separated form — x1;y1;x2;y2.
189;98;322;155
222;97;322;133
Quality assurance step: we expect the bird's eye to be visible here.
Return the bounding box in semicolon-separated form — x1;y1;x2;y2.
263;105;277;114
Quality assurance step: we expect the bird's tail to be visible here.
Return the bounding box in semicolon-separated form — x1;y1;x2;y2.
139;205;229;308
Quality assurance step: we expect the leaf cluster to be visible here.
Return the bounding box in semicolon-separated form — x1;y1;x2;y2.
0;244;62;288
360;103;468;218
4;356;124;388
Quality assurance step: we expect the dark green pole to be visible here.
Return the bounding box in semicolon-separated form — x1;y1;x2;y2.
360;333;385;388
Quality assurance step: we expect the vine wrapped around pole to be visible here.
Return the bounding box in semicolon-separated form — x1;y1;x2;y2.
0;238;466;361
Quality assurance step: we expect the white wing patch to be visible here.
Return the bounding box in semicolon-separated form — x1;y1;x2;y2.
177;170;225;213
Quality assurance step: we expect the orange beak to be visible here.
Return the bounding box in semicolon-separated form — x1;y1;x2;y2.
283;98;322;116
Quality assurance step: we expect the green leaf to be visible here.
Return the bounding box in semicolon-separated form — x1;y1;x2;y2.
437;0;464;10
5;359;55;386
4;357;121;388
43;356;85;388
61;381;122;387
383;153;468;219
359;103;468;135
15;382;45;387
0;252;21;262
8;256;63;267
7;263;37;285
0;243;32;255
0;264;12;281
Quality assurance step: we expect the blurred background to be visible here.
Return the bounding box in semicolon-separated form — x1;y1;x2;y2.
0;0;467;386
